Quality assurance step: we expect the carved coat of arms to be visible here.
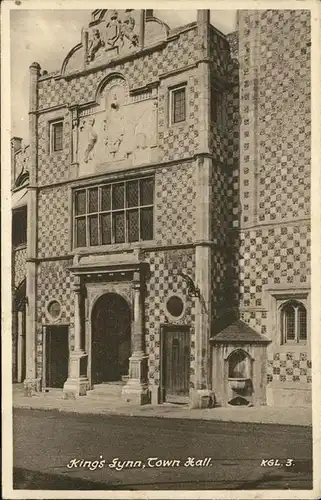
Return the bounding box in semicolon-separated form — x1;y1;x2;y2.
85;10;139;65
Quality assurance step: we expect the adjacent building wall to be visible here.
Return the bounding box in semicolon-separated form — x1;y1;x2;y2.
237;10;311;405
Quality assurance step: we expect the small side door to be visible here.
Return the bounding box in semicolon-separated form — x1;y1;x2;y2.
162;326;190;403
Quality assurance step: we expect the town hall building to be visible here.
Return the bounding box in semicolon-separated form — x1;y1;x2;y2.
11;9;311;408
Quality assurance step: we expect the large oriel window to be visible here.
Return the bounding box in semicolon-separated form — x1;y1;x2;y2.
281;301;307;344
73;177;154;247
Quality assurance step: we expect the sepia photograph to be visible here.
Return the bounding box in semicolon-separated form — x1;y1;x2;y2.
2;1;320;498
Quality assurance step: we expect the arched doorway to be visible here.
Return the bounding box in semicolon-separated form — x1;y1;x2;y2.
91;293;131;384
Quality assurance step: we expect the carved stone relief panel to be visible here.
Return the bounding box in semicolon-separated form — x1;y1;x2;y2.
77;78;158;176
83;10;141;67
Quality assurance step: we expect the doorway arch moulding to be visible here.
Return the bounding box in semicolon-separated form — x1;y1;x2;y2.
63;249;150;404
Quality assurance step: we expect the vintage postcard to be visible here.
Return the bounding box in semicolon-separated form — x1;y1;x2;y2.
1;0;320;498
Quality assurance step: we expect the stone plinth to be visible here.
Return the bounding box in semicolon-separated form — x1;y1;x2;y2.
23;378;42;397
122;354;150;405
63;350;89;397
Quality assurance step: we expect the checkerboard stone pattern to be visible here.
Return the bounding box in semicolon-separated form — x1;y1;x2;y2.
38;186;70;259
209;27;230;79
211;162;231;242
225;35;240;230
266;352;312;384
158;73;200;162
210;162;236;320
13;248;27;288
234;10;312;388
240;309;312;385
239;222;310;311
38;26;199;111
36;260;74;377
209;30;240;224
209;28;232;163
239;10;310;225
37;27;200;185
209;118;227;164
37;111;71;187
155;163;195;246
238;220;311;385
143;248;196;388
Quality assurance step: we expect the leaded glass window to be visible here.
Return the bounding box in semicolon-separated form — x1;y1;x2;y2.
282;301;308;344
170;85;186;124
73;177;154;247
50;120;63;152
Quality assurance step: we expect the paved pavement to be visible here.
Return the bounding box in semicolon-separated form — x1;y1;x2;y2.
13;408;313;490
12;384;312;426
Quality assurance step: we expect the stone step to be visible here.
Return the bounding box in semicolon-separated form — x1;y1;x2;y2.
88;382;125;398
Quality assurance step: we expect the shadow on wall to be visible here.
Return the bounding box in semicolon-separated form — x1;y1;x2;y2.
212;36;241;332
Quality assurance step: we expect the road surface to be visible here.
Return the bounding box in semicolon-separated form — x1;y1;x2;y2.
13;408;312;490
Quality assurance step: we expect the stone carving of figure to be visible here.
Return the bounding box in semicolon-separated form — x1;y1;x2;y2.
120;12;139;48
103;89;125;158
88;28;105;62
133;132;148;165
84;118;98;163
105;10;120;48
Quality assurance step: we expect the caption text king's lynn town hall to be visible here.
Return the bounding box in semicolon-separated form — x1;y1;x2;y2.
67;456;212;471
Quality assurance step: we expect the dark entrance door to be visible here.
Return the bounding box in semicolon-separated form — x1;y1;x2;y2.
45;326;69;388
162;325;190;403
91;293;131;384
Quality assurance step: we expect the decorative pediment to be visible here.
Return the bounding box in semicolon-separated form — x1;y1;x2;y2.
62;10;169;76
83;10;142;67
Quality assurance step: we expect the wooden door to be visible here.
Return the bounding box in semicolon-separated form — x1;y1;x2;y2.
91;293;131;384
162;326;190;403
46;326;69;388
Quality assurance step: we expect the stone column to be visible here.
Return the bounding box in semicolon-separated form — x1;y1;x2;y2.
139;10;145;49
12;302;18;382
17;309;25;383
197;10;211;154
122;270;149;405
191;156;213;408
189;11;213;409
63;276;89;397
24;62;41;396
69;105;79;178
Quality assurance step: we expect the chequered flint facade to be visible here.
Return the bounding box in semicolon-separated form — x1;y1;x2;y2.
14;9;311;407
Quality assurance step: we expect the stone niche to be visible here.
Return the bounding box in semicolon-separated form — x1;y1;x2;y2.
210;320;271;407
76;77;158;176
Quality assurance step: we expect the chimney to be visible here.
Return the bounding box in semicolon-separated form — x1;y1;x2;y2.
29;61;41;186
197;10;210;59
197;9;210;26
145;10;153;19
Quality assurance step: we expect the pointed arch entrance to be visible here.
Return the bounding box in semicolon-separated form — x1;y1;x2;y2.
91;293;131;384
